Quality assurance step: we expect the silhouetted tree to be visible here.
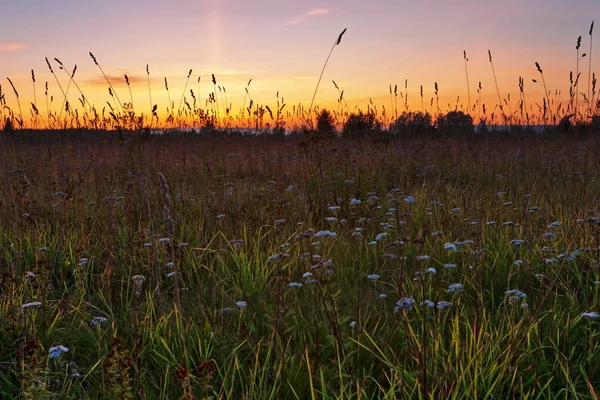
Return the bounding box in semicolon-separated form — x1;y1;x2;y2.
436;110;474;136
341;112;375;139
391;111;433;137
315;109;336;139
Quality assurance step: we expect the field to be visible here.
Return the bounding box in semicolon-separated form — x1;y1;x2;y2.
1;130;599;399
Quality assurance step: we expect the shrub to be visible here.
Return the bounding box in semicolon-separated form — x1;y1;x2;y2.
436;110;474;136
391;111;433;137
341;111;375;139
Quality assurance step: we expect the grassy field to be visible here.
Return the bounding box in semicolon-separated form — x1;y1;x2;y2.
1;131;599;399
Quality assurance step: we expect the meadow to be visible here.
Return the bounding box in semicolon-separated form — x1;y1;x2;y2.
0;129;599;399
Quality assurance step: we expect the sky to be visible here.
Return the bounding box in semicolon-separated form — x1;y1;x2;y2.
0;0;598;127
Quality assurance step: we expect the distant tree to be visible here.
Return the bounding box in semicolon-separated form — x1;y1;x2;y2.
436;110;474;136
2;117;14;138
315;109;336;139
341;111;375;139
391;111;433;137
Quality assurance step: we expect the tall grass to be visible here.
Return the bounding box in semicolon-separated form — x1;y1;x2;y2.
1;132;599;398
309;28;347;122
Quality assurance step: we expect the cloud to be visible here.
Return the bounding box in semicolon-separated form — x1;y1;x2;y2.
83;74;157;88
306;8;329;16
0;43;27;52
286;8;329;25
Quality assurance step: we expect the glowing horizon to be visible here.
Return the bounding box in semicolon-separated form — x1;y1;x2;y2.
0;0;598;128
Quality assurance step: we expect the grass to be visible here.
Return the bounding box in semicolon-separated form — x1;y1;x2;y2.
0;131;599;398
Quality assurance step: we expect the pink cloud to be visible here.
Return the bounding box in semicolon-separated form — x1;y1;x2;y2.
0;43;27;52
307;8;329;16
286;8;330;25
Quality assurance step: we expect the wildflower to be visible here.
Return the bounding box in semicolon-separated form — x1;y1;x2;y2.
451;207;461;213
431;231;442;237
503;221;515;226
425;267;437;274
345;179;354;184
312;241;321;247
286;185;294;191
486;221;496;226
535;273;546;278
281;242;291;249
443;263;457;269
415;255;430;261
542;232;556;238
522;303;529;309
78;258;89;266
352;231;363;238
350;321;357;328
581;312;600;319
404;196;415;203
379;293;387;299
375;232;387;241
544;258;557;264
444;243;457;251
229;239;244;247
165;271;177;278
91;316;108;326
38;247;50;252
448;283;464;293
437;301;453;309
303;272;313;279
505;289;527;298
325;217;337;223
274;219;286;226
24;272;36;279
395;297;416;312
367;274;380;280
178;242;189;247
22;301;42;309
216;214;226;220
158;237;170;243
510;239;525;246
165;262;175;268
269;253;287;263
503;202;513;206
23;213;30;217
314;230;337;238
289;282;303;288
514;260;523;265
49;345;69;359
131;275;146;284
143;242;152;247
548;221;561;228
350;198;362;206
421;300;435;308
328;206;341;212
236;301;247;308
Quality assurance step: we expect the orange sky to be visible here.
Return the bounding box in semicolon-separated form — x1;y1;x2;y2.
0;0;598;128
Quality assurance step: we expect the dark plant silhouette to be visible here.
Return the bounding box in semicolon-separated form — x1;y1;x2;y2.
391;111;433;137
341;111;375;139
315;109;336;139
436;110;474;135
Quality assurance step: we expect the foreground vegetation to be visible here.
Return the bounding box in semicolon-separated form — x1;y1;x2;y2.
1;131;599;399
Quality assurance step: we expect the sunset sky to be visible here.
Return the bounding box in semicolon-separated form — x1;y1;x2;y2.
0;0;597;126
